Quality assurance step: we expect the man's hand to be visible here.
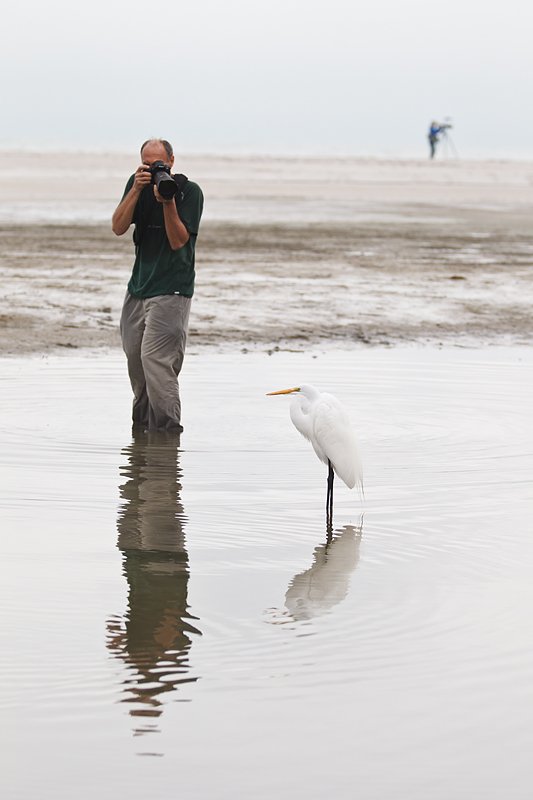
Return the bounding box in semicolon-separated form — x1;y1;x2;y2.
153;184;174;204
133;165;152;193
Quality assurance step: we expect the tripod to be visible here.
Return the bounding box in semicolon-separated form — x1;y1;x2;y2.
439;126;459;159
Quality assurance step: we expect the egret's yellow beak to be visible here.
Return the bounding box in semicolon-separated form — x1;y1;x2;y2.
266;387;301;396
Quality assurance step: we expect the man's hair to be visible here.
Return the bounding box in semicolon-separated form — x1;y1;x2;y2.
140;138;174;160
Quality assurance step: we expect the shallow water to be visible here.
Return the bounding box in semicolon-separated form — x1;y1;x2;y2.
1;347;533;798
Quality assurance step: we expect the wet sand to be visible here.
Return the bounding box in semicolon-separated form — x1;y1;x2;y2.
0;152;532;354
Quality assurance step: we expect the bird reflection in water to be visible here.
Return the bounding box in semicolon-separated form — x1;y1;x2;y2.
268;522;363;623
106;431;201;736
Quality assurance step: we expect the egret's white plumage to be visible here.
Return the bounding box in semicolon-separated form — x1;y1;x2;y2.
267;383;363;523
288;384;362;491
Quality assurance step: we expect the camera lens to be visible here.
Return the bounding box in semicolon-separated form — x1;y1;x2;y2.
154;172;178;199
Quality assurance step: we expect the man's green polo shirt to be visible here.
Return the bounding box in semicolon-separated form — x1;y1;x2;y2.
122;175;204;299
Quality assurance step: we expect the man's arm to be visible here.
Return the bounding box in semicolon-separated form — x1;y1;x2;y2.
111;167;151;236
159;193;190;250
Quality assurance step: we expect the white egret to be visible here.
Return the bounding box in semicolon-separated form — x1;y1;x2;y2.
267;384;363;526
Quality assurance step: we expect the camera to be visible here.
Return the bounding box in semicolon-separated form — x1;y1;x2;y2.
147;160;178;200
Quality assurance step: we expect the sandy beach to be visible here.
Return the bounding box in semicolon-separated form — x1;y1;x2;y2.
0;152;532;355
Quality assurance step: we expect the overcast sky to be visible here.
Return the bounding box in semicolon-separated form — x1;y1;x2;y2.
1;0;531;158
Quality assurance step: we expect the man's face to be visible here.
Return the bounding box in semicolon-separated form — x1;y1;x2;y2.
141;142;175;169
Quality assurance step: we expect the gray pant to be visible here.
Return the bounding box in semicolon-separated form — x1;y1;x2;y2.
120;293;191;431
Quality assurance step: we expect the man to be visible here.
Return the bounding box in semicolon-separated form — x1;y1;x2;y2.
112;139;203;433
428;121;452;159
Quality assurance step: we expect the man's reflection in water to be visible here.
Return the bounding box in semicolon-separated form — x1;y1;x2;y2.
268;522;363;623
106;432;201;736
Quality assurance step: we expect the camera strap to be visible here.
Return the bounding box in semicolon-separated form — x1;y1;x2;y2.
172;173;188;206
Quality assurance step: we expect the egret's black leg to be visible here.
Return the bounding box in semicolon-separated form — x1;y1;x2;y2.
326;460;334;531
329;464;335;526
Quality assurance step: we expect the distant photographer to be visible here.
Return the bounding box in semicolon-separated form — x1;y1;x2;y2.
428;121;452;159
112;138;203;433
